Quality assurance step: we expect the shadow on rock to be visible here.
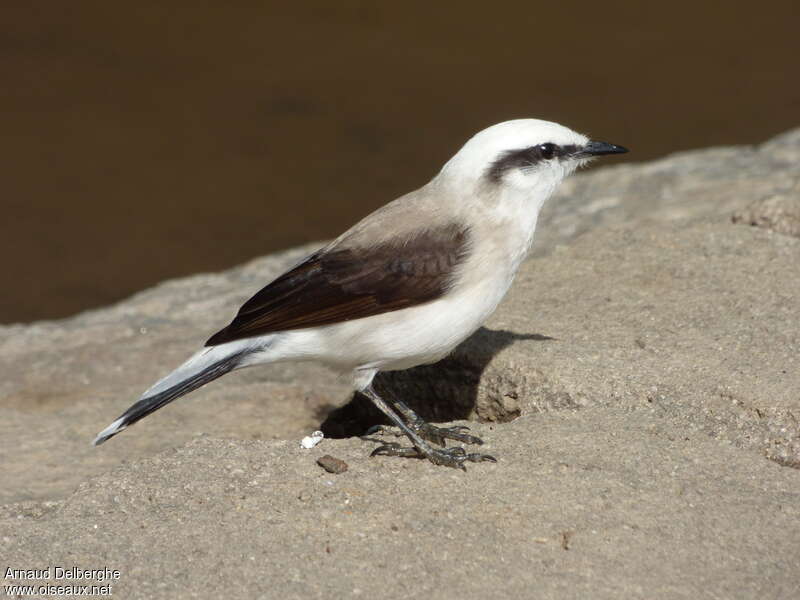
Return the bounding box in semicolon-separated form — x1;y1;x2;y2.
319;327;553;438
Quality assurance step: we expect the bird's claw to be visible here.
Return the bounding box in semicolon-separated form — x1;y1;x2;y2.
364;424;399;437
370;442;496;470
370;442;420;458
413;422;485;447
367;422;484;447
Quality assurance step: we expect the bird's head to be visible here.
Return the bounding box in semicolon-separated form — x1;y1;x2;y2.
440;119;627;198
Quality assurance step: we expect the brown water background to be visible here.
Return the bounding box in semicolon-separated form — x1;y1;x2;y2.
3;2;799;323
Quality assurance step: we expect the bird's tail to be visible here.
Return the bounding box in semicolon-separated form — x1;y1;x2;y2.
92;345;249;446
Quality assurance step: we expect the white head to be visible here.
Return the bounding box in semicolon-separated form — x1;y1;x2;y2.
440;119;627;199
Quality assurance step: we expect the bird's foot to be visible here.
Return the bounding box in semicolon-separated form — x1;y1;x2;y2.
411;422;484;447
366;422;484;447
370;442;496;471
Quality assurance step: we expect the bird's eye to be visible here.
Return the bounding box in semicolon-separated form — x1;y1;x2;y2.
538;143;557;159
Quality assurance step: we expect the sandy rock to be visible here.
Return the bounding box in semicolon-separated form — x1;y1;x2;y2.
732;184;800;238
4;416;800;599
2;129;800;598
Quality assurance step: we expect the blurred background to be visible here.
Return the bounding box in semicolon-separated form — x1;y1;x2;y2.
3;1;799;323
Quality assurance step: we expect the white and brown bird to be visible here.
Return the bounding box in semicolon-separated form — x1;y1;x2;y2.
93;119;627;469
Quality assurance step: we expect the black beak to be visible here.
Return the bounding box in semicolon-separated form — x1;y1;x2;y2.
581;140;629;156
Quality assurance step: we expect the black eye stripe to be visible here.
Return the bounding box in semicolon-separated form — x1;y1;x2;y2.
486;143;581;182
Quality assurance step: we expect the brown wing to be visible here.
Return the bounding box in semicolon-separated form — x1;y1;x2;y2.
205;224;470;346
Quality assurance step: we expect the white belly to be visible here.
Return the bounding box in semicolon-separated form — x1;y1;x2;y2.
266;270;513;373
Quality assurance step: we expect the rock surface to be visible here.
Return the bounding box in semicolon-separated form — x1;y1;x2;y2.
3;129;800;598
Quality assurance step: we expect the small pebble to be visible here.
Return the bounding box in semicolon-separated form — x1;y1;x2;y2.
317;455;348;474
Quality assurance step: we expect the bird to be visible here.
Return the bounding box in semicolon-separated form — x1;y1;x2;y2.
93;119;627;469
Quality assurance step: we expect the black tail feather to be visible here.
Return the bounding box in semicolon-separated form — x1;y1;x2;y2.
93;351;244;446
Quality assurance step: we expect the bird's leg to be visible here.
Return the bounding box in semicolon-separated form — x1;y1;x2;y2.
386;397;485;447
361;385;495;470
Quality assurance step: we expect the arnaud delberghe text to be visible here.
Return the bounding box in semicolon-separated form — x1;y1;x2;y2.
5;566;121;582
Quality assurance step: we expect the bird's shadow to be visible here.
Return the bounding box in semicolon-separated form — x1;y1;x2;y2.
318;327;553;438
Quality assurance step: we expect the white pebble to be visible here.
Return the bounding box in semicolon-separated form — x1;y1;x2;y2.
300;430;324;449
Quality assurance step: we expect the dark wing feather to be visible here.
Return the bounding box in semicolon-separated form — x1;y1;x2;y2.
205;224;470;346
